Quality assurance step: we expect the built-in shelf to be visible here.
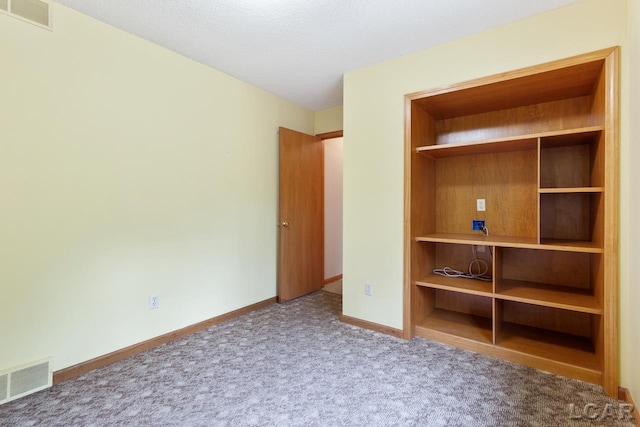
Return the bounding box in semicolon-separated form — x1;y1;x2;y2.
416;233;603;253
496;279;601;314
416;309;493;345
537;239;603;253
406;48;618;396
416;137;537;158
416;126;604;158
496;322;600;374
539;187;604;193
416;274;492;297
416;233;536;246
540;127;603;148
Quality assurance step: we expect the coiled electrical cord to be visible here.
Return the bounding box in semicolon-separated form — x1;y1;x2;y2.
432;226;492;281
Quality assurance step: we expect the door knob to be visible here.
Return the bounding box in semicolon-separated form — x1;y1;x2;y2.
280;221;289;227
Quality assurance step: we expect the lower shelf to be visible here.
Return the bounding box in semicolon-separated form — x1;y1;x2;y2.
496;322;599;372
414;313;602;385
415;309;492;345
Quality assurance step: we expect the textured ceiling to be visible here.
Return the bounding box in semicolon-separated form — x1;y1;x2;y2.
55;0;579;111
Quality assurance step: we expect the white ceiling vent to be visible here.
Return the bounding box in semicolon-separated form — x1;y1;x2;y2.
0;358;52;405
0;0;52;30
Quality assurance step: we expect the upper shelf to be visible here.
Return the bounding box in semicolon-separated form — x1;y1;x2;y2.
416;126;603;158
409;58;605;120
416;233;603;253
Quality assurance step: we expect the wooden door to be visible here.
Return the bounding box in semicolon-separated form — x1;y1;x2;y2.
278;127;323;302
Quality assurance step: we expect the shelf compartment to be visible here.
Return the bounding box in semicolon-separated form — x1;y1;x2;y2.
416;273;492;297
416;288;493;344
496;248;603;313
416;308;493;345
494;299;601;378
496;322;600;374
540;128;603;189
497;300;594;341
421;241;494;289
434;148;537;240
495;280;601;314
540;192;603;243
433;97;596;146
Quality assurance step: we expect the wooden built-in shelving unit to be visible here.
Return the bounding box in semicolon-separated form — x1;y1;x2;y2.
404;48;619;396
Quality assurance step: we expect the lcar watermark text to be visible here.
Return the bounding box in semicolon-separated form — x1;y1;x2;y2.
569;403;634;421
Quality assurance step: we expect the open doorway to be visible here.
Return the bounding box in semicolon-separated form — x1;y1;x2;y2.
277;128;342;302
321;134;343;295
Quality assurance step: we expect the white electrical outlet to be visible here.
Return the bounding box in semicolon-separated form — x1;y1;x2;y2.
477;245;486;253
365;282;373;296
149;294;160;310
477;199;486;212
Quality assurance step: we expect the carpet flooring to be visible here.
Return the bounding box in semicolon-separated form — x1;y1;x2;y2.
0;291;634;426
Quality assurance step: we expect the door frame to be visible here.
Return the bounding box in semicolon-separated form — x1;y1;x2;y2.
276;128;343;301
316;130;343;287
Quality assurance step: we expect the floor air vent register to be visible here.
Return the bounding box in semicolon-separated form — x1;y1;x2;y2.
0;359;52;405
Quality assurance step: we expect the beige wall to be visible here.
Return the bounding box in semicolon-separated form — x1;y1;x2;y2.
314;106;343;134
0;4;313;372
343;0;636;392
623;0;640;400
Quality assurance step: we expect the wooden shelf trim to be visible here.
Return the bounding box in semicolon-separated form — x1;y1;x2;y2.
415;125;603;157
415;274;492;297
539;187;604;193
496;279;602;314
415;233;603;253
